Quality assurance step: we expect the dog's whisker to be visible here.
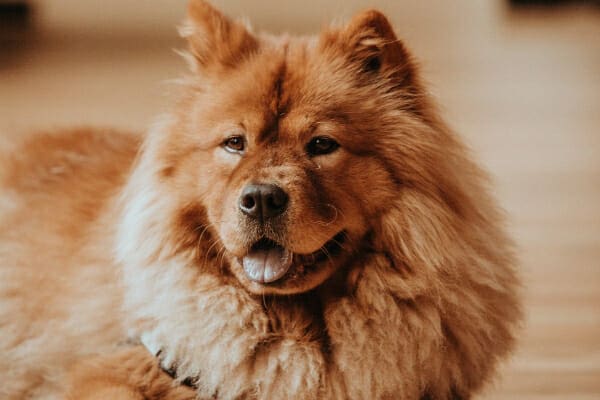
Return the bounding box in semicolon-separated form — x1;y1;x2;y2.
320;246;335;266
330;231;350;252
202;238;224;267
216;245;228;271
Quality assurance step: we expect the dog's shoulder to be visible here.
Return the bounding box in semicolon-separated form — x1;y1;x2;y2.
0;127;141;239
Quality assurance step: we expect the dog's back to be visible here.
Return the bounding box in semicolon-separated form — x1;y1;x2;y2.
0;128;139;399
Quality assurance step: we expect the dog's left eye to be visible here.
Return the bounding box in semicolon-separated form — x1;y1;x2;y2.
306;136;340;156
223;135;245;153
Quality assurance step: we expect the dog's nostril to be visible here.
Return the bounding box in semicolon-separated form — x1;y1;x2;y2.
266;192;286;210
262;185;288;218
240;189;260;217
241;195;256;210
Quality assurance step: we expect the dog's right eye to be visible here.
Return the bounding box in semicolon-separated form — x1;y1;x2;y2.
223;136;245;154
306;136;340;157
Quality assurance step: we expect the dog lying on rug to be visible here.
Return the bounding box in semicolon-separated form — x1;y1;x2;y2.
0;1;521;399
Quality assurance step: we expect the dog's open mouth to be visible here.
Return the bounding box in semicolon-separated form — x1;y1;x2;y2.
241;231;346;284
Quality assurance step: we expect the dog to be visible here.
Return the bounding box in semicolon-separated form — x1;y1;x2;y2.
0;1;521;399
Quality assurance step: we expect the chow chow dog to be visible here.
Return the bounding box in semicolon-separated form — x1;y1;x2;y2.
0;1;521;399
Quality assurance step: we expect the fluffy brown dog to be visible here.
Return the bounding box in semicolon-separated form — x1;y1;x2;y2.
0;1;521;399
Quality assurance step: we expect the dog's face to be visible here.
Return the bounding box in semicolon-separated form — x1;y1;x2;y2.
157;2;426;295
193;62;394;295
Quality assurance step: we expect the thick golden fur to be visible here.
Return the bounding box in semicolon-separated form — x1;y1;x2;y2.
63;347;195;400
0;1;521;399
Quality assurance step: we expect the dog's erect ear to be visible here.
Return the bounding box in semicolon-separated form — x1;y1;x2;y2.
182;0;258;69
321;9;414;82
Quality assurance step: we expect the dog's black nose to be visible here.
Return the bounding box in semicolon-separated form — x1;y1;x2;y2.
239;184;288;220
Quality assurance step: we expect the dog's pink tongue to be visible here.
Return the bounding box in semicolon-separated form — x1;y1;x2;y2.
242;246;293;283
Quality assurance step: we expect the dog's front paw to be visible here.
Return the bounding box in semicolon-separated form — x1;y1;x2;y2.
140;330;200;389
139;319;327;399
154;350;199;389
63;346;196;400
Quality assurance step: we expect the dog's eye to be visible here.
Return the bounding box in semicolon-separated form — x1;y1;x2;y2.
223;136;245;153
306;136;340;156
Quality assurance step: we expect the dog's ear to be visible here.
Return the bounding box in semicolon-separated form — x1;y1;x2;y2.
182;0;258;70
320;9;415;84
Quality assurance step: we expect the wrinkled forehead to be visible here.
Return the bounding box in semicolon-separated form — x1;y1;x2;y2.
200;38;357;141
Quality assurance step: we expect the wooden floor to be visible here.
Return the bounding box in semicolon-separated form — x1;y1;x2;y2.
1;1;599;398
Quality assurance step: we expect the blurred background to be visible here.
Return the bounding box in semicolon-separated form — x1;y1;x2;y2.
1;0;599;398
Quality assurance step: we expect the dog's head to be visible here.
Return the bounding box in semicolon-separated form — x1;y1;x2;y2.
129;1;481;296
